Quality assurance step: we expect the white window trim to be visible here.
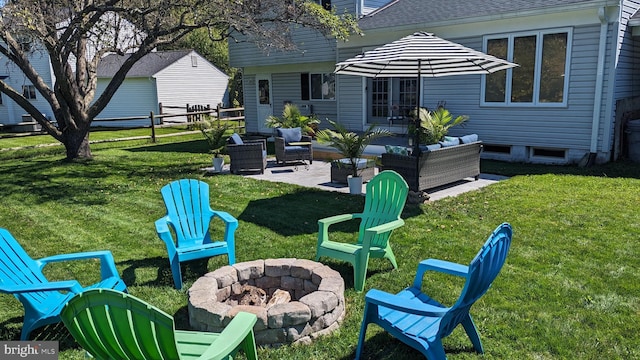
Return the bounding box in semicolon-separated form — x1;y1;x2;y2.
481;27;573;108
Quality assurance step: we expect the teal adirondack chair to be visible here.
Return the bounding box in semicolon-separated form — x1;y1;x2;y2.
155;179;238;289
315;170;409;292
61;288;258;360
355;223;513;360
0;228;127;340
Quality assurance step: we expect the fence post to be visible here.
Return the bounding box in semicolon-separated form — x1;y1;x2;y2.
150;111;156;143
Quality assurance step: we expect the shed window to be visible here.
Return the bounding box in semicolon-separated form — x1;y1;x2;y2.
482;28;571;107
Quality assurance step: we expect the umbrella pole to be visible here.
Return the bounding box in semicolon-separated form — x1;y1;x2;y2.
413;60;422;156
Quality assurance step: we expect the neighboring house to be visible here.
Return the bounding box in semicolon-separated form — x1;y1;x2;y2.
229;0;640;164
0;43;56;127
96;49;230;127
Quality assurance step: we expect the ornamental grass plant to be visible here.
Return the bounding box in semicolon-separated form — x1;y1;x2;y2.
0;133;638;359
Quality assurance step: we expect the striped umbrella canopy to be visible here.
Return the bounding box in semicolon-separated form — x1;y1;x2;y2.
334;31;517;155
335;31;516;78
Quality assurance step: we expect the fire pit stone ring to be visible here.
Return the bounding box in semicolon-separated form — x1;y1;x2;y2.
188;258;345;346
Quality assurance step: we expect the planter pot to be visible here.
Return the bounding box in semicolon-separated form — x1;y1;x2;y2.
212;157;225;172
347;176;363;195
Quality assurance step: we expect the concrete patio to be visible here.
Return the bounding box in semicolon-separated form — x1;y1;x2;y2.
209;137;508;201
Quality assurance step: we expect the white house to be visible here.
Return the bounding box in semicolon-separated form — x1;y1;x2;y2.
95;49;230;127
229;0;640;165
0;48;229;129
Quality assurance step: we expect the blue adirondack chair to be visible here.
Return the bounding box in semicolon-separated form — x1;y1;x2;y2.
355;223;513;360
155;179;238;289
0;228;127;340
61;288;258;360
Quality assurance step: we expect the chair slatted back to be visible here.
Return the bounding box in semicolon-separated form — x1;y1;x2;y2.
62;288;180;360
440;223;512;336
0;228;65;311
161;179;214;247
359;171;408;248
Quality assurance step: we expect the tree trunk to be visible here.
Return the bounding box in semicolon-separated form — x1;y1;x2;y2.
62;127;92;160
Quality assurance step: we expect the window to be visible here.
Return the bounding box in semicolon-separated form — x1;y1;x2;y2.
314;0;331;10
483;29;571;106
301;73;335;100
22;85;36;100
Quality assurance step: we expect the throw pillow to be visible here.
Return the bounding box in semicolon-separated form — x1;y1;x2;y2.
419;143;442;152
439;139;459;147
459;134;479;144
276;127;302;144
228;133;244;145
385;145;409;155
443;136;461;145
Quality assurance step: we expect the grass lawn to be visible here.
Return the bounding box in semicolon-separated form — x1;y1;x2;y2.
0;134;639;359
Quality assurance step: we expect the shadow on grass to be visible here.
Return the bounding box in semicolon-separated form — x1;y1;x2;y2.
481;159;640;179
118;256;213;289
126;139;210;154
237;189;424;237
340;329;481;360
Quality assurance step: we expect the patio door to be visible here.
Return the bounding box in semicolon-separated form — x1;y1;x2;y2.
256;74;272;134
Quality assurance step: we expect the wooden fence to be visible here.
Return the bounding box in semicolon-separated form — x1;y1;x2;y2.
92;104;245;143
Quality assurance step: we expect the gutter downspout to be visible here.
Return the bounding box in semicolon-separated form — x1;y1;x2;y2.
588;6;609;163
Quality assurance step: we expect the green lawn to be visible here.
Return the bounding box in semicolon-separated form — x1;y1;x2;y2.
0;135;639;359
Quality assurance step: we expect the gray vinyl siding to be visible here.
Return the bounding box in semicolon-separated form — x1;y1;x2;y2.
436;27;602;153
616;1;640;100
229;0;356;68
335;47;367;131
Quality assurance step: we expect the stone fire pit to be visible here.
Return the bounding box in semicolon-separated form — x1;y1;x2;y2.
188;258;345;346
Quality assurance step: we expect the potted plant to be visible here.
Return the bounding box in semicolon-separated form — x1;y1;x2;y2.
411;107;469;145
316;120;391;194
265;103;320;136
197;116;230;172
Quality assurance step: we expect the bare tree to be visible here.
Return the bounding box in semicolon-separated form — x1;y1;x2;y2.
0;0;359;160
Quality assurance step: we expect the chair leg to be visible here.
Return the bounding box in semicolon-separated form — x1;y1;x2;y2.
384;246;398;270
170;257;183;290
424;338;448;360
355;303;372;360
354;252;370;292
461;314;484;353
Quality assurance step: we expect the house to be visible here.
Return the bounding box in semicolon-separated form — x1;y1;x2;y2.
0;42;56;129
0;48;229;129
95;49;230;127
229;0;640;164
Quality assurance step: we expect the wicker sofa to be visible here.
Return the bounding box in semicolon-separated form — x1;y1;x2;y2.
381;141;482;192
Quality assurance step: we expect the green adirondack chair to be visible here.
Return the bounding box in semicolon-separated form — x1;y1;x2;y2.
61;288;258;360
315;170;409;292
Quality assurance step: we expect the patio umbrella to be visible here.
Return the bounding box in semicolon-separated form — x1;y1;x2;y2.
334;31;518;155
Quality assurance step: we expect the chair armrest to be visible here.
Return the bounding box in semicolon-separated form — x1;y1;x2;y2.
318;213;355;227
365;289;448;317
0;280;83;295
212;210;239;226
36;251;122;280
360;219;405;252
198;311;258;360
413;258;469;289
155;217;177;252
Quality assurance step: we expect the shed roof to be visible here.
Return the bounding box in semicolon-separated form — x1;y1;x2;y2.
97;49;192;77
359;0;604;30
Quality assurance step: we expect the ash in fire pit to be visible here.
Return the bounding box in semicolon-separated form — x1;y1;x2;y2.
188;258;345;346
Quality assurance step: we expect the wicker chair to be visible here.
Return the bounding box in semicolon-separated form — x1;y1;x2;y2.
227;134;267;174
274;127;313;166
